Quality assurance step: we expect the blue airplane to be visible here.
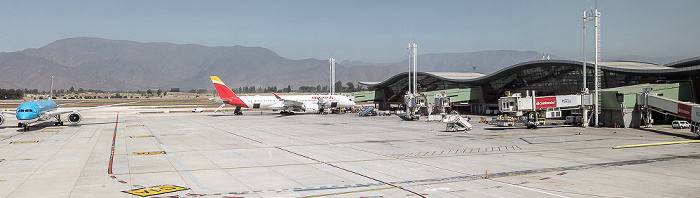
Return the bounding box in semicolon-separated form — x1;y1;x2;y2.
0;76;136;131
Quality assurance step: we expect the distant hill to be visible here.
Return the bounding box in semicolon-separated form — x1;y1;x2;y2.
0;37;405;91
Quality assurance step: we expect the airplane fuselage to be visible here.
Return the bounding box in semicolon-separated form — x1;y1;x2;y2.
16;100;57;121
226;94;355;110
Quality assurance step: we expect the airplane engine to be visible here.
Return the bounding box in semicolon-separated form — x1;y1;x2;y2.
302;104;320;113
0;114;4;125
68;112;82;124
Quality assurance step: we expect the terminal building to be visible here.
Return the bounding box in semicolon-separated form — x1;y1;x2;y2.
356;56;700;127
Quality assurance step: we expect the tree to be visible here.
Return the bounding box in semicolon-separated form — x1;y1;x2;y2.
157;89;163;96
146;89;153;95
335;81;344;93
346;82;355;92
286;85;292;93
69;86;75;93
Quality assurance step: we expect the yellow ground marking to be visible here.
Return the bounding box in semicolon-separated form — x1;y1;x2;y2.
0;180;5;182
613;140;700;149
133;151;166;155
0;159;3;162
123;185;188;197
123;119;139;121
129;135;153;138
474;133;523;138
36;130;59;133
126;125;145;127
301;186;397;198
10;141;38;144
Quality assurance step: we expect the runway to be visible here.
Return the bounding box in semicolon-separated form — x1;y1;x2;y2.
1;106;699;197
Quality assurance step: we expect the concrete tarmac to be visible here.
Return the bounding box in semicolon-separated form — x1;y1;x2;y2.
1;106;699;197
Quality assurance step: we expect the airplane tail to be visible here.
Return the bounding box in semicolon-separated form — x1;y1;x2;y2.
49;76;54;100
210;76;248;108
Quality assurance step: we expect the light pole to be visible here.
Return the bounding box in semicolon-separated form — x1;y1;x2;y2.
407;43;412;95
407;42;417;94
329;57;335;95
583;8;601;127
412;42;417;94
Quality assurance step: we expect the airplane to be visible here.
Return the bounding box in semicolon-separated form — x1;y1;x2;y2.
0;76;138;131
209;76;356;115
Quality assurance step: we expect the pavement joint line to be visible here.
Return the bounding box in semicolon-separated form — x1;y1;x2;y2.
275;146;427;198
0;133;21;141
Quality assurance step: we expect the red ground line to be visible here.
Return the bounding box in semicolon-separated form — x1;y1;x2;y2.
108;112;119;175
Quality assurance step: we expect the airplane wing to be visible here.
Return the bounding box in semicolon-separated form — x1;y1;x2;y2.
209;98;230;103
1;109;16;115
57;101;84;106
46;101;139;116
272;93;304;107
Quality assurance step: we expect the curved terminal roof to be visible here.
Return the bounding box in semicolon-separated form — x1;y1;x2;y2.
361;57;700;88
665;56;700;68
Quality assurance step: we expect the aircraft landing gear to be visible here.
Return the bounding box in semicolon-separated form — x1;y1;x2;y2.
54;115;64;126
234;106;243;115
21;123;29;131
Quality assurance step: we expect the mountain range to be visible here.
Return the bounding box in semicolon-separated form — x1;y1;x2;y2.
0;37;689;91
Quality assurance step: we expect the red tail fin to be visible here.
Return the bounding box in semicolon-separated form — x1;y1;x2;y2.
210;76;248;108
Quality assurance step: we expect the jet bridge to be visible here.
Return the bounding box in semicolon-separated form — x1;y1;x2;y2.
637;88;700;136
498;91;591;128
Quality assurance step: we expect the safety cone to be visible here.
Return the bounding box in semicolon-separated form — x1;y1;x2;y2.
485;169;488;179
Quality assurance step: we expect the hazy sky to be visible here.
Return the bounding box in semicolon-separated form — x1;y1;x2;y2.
0;0;698;63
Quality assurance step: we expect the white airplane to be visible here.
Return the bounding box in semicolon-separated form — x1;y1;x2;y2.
209;76;356;115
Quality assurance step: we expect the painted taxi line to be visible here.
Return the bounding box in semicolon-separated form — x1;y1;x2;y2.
133;151;166;155
129;135;154;138
10;140;38;144
123;185;188;197
35;130;59;132
127;125;145;127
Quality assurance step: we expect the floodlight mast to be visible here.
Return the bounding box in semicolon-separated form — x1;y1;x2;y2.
582;7;601;127
412;42;417;94
329;57;335;95
407;43;412;95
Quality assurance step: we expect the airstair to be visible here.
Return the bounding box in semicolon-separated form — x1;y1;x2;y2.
446;116;472;132
359;107;375;116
